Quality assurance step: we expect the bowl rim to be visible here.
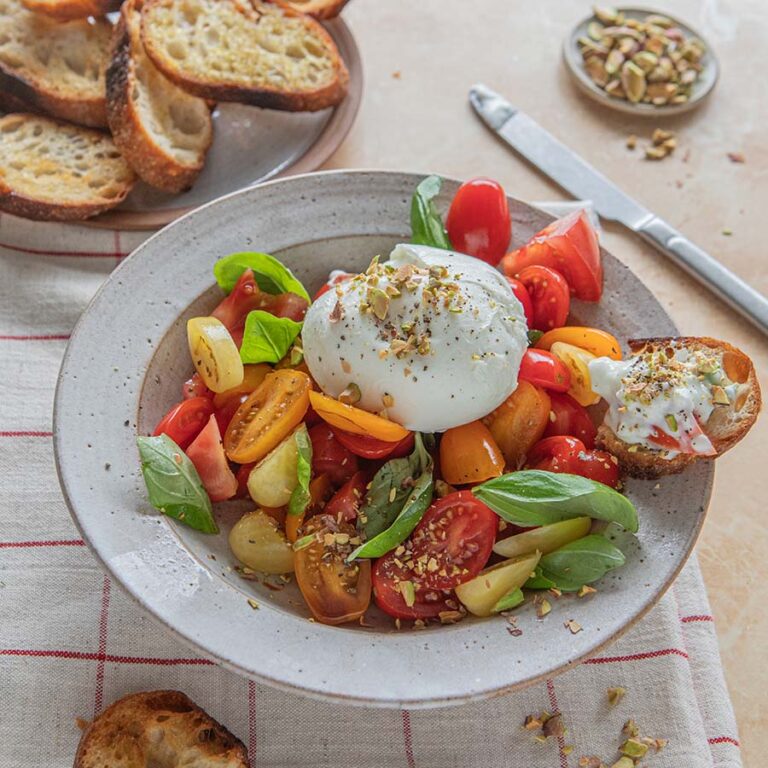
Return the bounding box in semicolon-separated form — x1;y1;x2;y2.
53;169;713;708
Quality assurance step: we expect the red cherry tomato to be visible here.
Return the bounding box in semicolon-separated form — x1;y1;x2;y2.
372;491;498;619
186;415;238;502
182;373;213;401
528;435;585;466
314;271;353;301
445;178;511;266
516;265;570;330
500;210;602;301
269;292;309;322
529;436;620;488
153;397;214;450
234;462;256;499
543;392;597;449
330;427;415;460
519;349;571;392
506;277;534;328
323;470;371;523
308;422;359;487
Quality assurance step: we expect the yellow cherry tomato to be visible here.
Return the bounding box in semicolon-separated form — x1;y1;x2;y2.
549;341;601;407
212;364;271;409
536;327;622;360
308;390;410;442
187;316;244;394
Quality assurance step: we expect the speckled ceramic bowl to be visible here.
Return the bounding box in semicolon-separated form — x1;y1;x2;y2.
53;171;713;708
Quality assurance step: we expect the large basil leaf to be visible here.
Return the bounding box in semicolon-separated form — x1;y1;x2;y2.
288;427;312;517
137;435;217;534
239;310;302;364
410;175;452;249
473;470;638;533
213;251;310;300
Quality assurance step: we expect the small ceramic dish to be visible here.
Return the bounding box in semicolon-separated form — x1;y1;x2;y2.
53;170;713;708
563;6;719;117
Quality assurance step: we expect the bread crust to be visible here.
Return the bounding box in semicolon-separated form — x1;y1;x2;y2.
595;336;761;479
21;0;123;21
269;0;350;20
74;690;249;768
140;0;349;112
106;0;213;193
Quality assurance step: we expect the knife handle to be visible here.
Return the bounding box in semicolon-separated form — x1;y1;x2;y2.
636;215;768;336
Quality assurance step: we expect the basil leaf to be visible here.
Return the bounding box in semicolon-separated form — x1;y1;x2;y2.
527;329;544;346
288;427;312;517
410;175;452;249
137;435;217;534
239;310;302;364
524;535;626;592
213;251;310;300
348;468;433;560
492;587;525;613
358;433;433;539
473;470;638;533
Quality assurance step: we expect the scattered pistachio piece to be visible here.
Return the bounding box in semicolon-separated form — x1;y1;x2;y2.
542;713;565;738
579;758;604;768
610;758;634;768
607;686;627;706
626;134;637;150
247;598;259;610
619;738;649;759
622;719;639;738
565;619;583;634
338;382;362;405
524;714;543;731
578;585;597;598
727;151;745;164
722;227;733;236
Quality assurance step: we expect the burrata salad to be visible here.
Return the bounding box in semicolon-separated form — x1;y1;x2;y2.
137;176;759;626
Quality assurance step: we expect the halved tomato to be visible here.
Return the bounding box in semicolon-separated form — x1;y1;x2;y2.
330;427;414;460
535;326;621;360
323;470;371;523
308;422;359;486
519;348;571;392
186;415;238;502
516;265;570;331
543;392;597;448
529;435;620;488
308;390;410;442
439;421;504;485
153;397;214;450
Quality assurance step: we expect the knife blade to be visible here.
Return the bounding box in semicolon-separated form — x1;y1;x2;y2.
469;84;768;336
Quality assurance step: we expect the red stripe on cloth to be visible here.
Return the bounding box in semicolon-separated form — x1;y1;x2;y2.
248;680;257;764
0;539;84;548
0;431;53;437
584;648;688;664
0;240;127;258
546;679;569;768
401;710;416;768
0;649;214;665
708;736;740;747
681;614;714;623
0;334;70;341
93;576;111;717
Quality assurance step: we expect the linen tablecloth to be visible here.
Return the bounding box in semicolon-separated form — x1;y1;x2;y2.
0;212;743;768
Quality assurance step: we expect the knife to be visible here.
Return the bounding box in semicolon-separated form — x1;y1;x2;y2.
469;84;768;337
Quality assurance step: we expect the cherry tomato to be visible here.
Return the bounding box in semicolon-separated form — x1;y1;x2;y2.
186;415;238;501
212;364;271;409
483;380;551;468
182;373;213;401
516;265;570;331
549;341;600;407
330;427;415;460
439;421;504;485
286;474;333;543
372;557;455;620
294;514;371;625
213;393;248;436
314;271;353;301
234;462;256;499
506;276;534;328
445;178;511;266
500;210;602;301
308;390;410;443
543;392;597;449
324;470;371;523
153;397;214;450
211;269;273;332
308;422;359;486
519;349;571;392
224;370;310;464
529;436;620;488
535;326;621;360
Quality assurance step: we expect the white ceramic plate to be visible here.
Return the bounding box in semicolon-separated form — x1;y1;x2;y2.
89;19;361;230
54;171;713;708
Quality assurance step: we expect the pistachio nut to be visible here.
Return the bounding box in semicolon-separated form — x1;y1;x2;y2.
605;48;625;74
604;78;626;99
585;57;609;87
593;5;620;25
587;21;605;41
632;50;658;73
645;14;674;28
621;61;647;103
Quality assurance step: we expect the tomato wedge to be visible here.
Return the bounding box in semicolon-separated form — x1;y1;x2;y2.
212;269;272;332
294;514;371;625
439;421;504;485
516;265;570;331
224;369;310;464
501;210;602;301
330;427;414;460
308;390;410;442
543;392;597;448
519;349;571;392
535;327;621;360
186;415;238;501
445;178;511;266
308;422;359;486
153;397;214;450
324;470;371;523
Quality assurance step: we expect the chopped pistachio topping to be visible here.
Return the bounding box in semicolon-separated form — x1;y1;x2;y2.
607;686;627;706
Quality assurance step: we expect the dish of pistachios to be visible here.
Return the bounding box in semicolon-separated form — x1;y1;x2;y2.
563;6;719;116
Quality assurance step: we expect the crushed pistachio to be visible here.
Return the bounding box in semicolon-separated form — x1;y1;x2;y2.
338;382;361;405
619;738;649;759
578;585;596;598
564;619;583;634
398;580;416;607
607;686;627;706
578;758;604;768
535;596;552;618
247;598;259;610
610;758;634;768
626;134;637;150
622;719;639;738
542;713;565;738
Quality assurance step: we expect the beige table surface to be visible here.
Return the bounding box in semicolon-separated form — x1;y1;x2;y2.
325;0;767;764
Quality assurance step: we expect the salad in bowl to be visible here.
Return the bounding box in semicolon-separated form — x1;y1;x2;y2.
137;176;760;628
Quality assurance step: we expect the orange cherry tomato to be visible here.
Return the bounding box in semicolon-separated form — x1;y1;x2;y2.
439;421;505;485
483;380;551;469
308;390;409;443
224;369;310;464
212;364;272;409
535;327;622;361
285;474;333;543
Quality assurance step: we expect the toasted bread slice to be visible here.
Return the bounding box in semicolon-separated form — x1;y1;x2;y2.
107;0;213;193
140;0;349;112
21;0;123;21
0;113;135;221
269;0;349;20
75;690;249;768
596;336;761;479
0;88;38;115
0;0;112;128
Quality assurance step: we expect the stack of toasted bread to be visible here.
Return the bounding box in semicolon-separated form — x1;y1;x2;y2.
0;0;350;221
